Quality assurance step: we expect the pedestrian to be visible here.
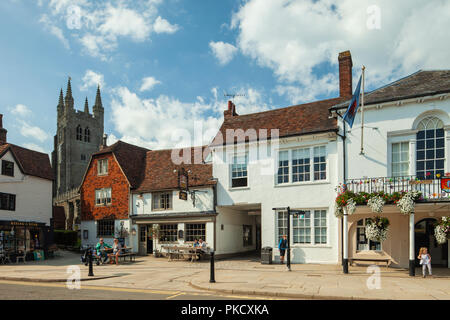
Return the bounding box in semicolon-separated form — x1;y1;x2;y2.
278;235;288;264
418;247;432;278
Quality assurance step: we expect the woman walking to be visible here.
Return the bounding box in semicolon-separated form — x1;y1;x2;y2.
278;235;288;264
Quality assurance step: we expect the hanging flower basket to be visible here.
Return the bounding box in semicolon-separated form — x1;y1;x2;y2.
365;216;390;242
367;196;385;213
334;198;356;218
434;216;450;244
397;190;421;215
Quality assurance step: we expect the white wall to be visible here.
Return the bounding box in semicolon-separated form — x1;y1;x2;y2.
212;134;341;264
0;150;52;225
81;219;133;248
132;187;214;215
344;98;450;179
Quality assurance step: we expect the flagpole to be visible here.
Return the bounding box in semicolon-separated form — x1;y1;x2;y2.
360;66;365;155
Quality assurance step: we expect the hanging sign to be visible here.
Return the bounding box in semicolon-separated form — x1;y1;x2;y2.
179;191;188;200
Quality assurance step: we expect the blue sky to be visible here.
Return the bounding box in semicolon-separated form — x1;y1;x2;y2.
1;0;449;154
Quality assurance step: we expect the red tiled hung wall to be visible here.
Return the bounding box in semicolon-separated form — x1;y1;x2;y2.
81;153;129;221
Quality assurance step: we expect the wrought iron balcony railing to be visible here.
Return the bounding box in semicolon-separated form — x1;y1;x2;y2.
345;175;450;202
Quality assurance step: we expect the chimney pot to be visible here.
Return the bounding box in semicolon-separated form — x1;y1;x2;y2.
0;114;7;144
338;50;353;98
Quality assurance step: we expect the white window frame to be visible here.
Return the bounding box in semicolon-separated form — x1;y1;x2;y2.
356;218;382;252
275;145;328;185
95;188;111;206
391;142;410;177
97;159;108;176
152;192;173;211
230;153;249;189
275;209;328;247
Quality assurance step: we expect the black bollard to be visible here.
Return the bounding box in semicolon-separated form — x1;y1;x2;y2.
88;248;94;277
209;250;215;283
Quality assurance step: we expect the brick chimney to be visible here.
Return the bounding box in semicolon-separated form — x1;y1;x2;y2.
0;114;7;145
224;101;238;119
338;50;353;98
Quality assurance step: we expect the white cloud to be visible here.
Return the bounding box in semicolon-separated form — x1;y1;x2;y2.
10;104;32;117
153;16;179;34
22;143;46;153
209;41;238;65
39;14;70;49
139;77;161;92
231;0;450;103
81;70;105;91
40;1;178;60
18;121;49;143
109;86;272;150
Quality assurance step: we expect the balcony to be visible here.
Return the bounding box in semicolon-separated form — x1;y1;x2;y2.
345;175;450;203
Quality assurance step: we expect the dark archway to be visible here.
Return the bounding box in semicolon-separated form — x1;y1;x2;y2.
415;218;448;267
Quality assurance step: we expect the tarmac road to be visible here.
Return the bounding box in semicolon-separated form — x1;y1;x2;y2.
0;280;288;300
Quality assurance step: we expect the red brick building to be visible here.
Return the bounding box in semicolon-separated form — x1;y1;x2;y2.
80;140;148;246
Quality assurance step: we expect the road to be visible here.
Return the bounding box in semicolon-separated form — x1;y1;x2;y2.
0;280;284;300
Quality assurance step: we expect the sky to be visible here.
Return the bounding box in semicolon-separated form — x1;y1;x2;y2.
0;0;449;155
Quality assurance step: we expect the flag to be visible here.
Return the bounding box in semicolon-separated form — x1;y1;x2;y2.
343;75;362;128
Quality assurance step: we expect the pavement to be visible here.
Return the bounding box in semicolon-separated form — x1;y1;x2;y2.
1;250;449;300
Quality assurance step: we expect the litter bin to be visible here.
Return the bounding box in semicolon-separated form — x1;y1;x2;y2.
261;247;272;264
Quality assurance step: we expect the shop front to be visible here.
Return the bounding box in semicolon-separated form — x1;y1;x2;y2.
0;220;50;262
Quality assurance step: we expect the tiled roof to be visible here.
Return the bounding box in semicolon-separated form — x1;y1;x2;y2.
93;140;150;188
0;143;53;181
135;146;215;193
210;97;347;146
331;70;450;110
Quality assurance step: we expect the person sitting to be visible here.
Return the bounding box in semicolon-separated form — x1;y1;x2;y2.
198;238;207;252
95;238;111;264
193;239;199;247
109;238;122;265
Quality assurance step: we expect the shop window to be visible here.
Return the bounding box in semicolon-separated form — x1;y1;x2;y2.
243;225;253;246
152;192;172;210
97;220;114;238
276;211;288;243
185;223;206;242
356;219;381;251
0;192;16;211
1;160;14;177
292;210;327;245
159;224;177;242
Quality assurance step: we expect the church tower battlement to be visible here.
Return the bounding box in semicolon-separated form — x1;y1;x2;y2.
52;77;104;199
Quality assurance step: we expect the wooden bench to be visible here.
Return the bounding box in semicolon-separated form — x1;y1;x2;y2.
349;257;391;268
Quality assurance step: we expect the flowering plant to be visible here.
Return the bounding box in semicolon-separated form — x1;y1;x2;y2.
365;216;390;242
396;190;421;215
434;216;450;244
367;196;385;213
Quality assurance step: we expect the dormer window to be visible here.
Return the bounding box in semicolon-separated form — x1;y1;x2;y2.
76;125;82;141
1;160;14;177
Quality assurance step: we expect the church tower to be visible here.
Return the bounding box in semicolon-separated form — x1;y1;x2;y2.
52;77;104;230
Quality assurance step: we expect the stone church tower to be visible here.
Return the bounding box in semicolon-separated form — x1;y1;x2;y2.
52;78;104;230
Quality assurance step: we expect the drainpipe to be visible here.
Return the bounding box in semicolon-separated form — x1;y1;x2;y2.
409;210;415;276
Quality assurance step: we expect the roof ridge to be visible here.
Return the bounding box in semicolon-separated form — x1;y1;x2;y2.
226;96;344;120
365;70;423;97
8;143;49;156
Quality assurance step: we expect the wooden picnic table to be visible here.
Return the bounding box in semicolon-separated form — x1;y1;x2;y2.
161;245;206;262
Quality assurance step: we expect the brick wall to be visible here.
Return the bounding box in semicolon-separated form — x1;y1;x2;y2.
80;153;129;221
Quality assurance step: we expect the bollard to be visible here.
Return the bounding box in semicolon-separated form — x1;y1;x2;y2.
209;250;215;283
88;248;94;277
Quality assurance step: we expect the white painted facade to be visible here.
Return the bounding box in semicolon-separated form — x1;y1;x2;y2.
211;132;341;264
339;92;450;268
129;187;217;255
81;218;132;248
0;150;52;225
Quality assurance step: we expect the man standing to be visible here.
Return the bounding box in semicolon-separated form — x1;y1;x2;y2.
95;238;111;264
278;235;288;264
